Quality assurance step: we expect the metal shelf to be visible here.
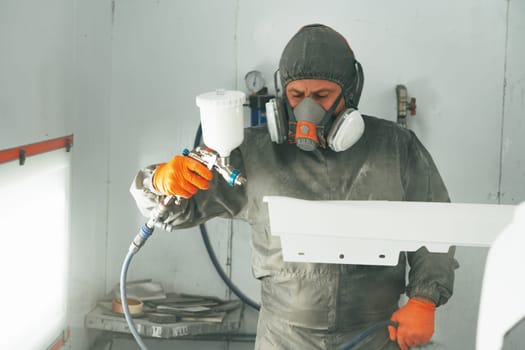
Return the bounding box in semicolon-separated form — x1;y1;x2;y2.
85;302;244;340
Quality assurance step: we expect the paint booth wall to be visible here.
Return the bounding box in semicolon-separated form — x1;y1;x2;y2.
105;1;525;349
1;0;524;349
1;0;112;349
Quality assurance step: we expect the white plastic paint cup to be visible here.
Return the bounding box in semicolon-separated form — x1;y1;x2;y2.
196;89;246;158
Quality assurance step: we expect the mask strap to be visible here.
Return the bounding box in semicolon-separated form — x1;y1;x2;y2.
315;92;344;147
319;92;344;125
285;96;296;122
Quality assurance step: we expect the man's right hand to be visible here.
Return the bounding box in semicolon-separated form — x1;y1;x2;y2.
152;155;213;198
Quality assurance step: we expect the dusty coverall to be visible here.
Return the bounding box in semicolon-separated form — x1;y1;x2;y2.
130;115;458;350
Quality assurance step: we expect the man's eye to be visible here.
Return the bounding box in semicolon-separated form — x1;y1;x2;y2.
313;93;328;99
291;92;304;98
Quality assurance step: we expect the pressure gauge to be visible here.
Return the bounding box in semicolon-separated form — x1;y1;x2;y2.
244;70;265;94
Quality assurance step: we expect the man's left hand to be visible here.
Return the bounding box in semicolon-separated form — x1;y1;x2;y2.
388;297;436;350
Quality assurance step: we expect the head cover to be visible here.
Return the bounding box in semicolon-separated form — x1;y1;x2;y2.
279;23;363;108
265;24;365;151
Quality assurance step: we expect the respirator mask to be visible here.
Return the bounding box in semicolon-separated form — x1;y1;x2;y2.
266;23;366;152
265;65;365;152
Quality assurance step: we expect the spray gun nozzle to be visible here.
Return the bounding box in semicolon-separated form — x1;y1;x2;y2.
229;169;247;186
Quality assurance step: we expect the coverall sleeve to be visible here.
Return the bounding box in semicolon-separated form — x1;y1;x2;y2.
402;131;459;306
129;148;248;231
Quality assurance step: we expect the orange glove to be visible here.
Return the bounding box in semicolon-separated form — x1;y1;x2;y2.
388;297;436;350
152;155;213;198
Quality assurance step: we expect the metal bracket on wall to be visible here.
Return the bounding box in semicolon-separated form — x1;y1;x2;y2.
0;134;74;166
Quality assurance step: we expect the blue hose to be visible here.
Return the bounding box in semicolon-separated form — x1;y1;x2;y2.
120;250;149;350
339;320;398;350
200;223;260;311
193;124;261;311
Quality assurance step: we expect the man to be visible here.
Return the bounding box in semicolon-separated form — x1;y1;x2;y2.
131;24;458;350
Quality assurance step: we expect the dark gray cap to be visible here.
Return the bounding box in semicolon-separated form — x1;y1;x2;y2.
279;24;362;107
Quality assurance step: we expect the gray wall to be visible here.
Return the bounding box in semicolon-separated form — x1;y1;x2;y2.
1;0;112;349
1;0;523;349
0;0;74;149
67;0;113;348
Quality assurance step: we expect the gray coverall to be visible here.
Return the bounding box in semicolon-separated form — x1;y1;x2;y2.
130;115;458;350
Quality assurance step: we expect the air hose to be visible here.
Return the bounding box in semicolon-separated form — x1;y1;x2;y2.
120;223;155;350
120;252;148;350
192;124;261;312
199;223;260;311
339;320;398;350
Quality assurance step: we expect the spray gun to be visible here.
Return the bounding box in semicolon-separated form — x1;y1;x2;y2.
122;90;247;350
183;146;247;187
131;145;247;250
130;89;246;249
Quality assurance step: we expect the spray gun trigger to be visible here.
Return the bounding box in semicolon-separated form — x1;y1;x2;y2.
204;153;216;170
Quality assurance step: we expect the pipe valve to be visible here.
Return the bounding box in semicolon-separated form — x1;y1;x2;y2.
396;84;417;128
